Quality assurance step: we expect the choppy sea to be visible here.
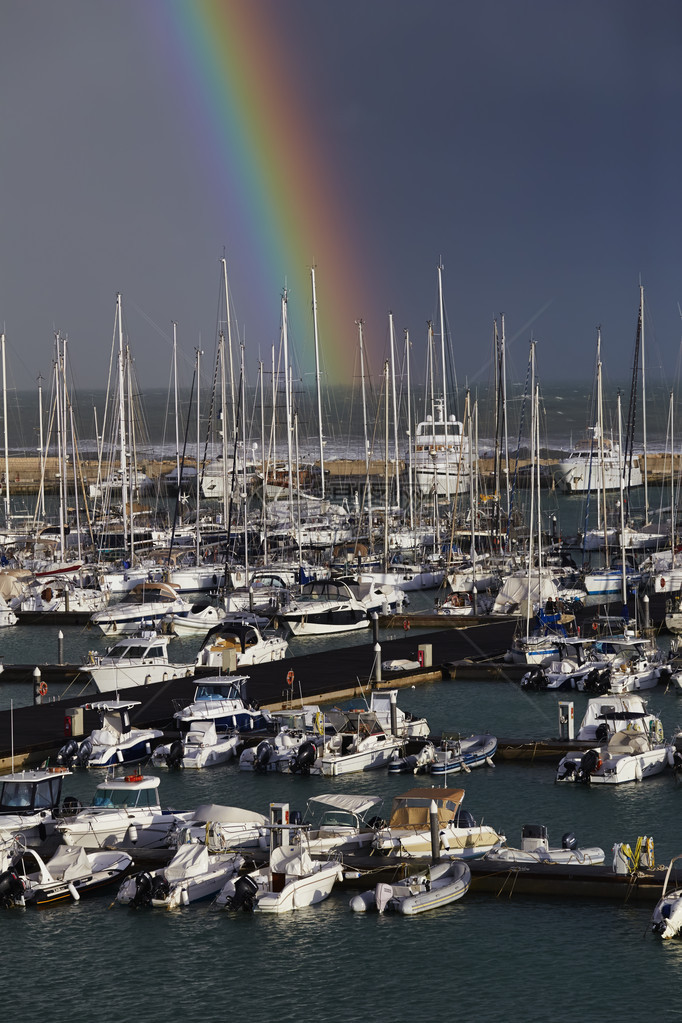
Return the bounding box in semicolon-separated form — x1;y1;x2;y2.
1;380;682;1021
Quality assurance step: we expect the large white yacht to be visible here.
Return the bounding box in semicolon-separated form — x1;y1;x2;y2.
413;400;470;497
555;429;642;493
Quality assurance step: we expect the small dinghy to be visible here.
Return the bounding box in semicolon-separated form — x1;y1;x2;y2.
0;843;132;907
388;741;437;775
481;824;605;866
349;860;470;915
116;844;244;909
429;734;497;776
651;851;682;939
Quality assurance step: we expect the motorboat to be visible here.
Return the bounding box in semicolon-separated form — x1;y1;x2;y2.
0;842;132;907
13;576;108;615
165;804;268;851
482;825;605;866
116;845;244;909
239;727;322;774
365;690;430;739
372;788;503;859
173;676;272;733
436;591;494;616
313;709;404;776
55;773;191;851
349;859;471;915
555;431;642;494
0;767;73;849
55;700;164;769
651;853;682;939
90;581;192;636
571;693;663;743
556;725;672;784
216;803;342;913
152;721;242;770
165;601;234;638
387;741;438;775
428;734;497;776
194;620;288;668
279;580;369;636
299;794;385;856
81;632;195;694
413;399;470;497
506;608;578;666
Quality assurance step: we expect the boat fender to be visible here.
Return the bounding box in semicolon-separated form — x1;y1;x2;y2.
67;882;80;902
127;824;139;845
661;578;666;589
635;760;643;782
403;619;410;631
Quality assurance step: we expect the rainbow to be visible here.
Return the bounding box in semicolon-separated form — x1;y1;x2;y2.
147;0;382;383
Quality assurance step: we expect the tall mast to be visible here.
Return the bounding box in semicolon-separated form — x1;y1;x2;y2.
383;360;389;569
222;257;236;441
405;329;414;532
240;342;248;584
388;312;400;509
195;346;202;564
310;267;325;499
437;263;451;500
172;322;181;506
115;294;128;548
640;284;649;521
37;373;45;521
357;319;372;546
281;289;294;532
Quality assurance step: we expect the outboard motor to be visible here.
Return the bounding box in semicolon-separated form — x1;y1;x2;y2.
130;871;154;909
56;738;80;767
0;870;24;908
595;722;609;743
166;740;185;770
453;809;476;829
291;740;318;776
577;748;600;783
224;874;258;912
75;738;93;767
150;876;171;903
562;832;578;851
254;741;273;773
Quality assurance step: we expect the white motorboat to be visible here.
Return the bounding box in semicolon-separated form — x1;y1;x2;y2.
372;788;503;859
195;620;288;668
165;804;268;851
300;794;385;857
366;690;430;739
216;804;342;914
90;581;192;636
279;580;369;636
506;608;579;666
82;632;195;694
349;859;471;915
556;725;672;784
571;693;663;743
0;842;132;907
555;431;642;493
314;709;404;776
116;845;244;909
651;852;682;939
55;700;164;768
482;824;605;866
55;773;191;851
152;721;242;770
165;601;234;637
428;734;497;776
173;676;272;733
239;729;321;774
13;576;108;614
413;399;470;497
436;591;494;616
0;767;73;848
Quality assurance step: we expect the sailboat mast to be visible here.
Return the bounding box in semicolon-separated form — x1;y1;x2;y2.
310;267;325;499
617;393;627;609
405;329;414;533
640;284;649;521
116;294;128;548
388;312;400;508
357;320;372;544
222;257;236;441
437;264;451;500
525;342;536;641
172;323;181;504
240;342;248;585
281;290;294;531
383;360;389;569
37;373;45;521
195;347;202;564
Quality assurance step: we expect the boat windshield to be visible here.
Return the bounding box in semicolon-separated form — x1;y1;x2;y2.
0;777;62;811
92;786;157;809
195;683;240;701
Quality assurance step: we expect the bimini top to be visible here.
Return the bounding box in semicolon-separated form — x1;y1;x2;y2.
387;788;465;829
306;793;382;816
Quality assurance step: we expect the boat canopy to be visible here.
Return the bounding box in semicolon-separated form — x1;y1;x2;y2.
189;804;269;826
307;793;382;815
164;844;211;881
388;788;464;829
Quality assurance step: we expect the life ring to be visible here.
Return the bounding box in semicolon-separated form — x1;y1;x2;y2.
596;758;603;770
403;619;410;631
37;681;47;696
286;670;294;687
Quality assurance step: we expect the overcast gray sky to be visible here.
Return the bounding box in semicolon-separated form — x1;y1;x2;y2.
0;0;680;394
